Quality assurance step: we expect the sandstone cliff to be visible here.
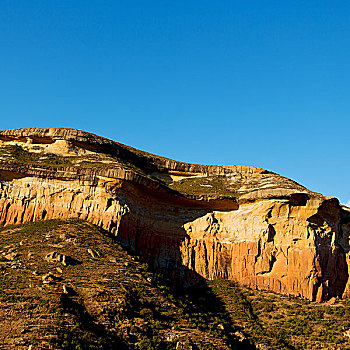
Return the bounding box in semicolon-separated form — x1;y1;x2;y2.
0;127;349;302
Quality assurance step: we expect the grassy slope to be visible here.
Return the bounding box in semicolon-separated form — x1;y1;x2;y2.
0;219;244;350
1;220;349;349
209;280;350;350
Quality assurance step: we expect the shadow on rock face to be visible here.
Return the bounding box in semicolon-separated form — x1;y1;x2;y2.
98;222;253;349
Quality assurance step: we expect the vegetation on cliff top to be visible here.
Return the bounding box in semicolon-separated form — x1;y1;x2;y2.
168;175;240;197
1;145;73;168
0;144;243;198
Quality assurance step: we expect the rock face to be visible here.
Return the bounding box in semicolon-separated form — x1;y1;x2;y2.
0;127;349;302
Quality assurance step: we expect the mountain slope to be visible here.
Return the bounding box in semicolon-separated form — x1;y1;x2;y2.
0;219;247;349
0;128;349;302
1;219;350;350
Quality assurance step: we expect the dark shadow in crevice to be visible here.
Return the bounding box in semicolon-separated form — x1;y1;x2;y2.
308;199;349;301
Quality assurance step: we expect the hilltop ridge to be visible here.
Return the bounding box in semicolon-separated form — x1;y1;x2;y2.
0;127;312;203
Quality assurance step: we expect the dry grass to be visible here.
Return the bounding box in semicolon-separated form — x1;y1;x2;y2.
0;219;242;350
168;175;239;197
209;279;350;350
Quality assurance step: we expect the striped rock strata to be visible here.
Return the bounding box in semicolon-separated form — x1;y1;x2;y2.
0;128;349;302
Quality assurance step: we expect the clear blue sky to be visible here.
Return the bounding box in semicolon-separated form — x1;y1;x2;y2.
1;1;349;204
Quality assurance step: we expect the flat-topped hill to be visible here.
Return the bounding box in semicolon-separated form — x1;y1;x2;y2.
0;127;312;202
0;127;349;304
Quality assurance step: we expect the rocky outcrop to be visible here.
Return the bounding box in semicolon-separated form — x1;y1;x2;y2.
0;127;349;302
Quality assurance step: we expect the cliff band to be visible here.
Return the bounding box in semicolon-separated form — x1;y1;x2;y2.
0;127;349;302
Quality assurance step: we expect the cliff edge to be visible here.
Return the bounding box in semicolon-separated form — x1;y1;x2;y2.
0;127;349;302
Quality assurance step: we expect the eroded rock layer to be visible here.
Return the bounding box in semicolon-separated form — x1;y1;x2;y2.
0;127;349;302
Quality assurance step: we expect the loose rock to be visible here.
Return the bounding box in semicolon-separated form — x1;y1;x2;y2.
42;272;61;284
87;248;100;258
44;251;79;266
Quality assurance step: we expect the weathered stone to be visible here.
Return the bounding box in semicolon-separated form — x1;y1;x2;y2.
87;248;100;258
44;251;79;266
0;128;349;302
326;297;337;305
3;252;18;261
42;272;61;284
